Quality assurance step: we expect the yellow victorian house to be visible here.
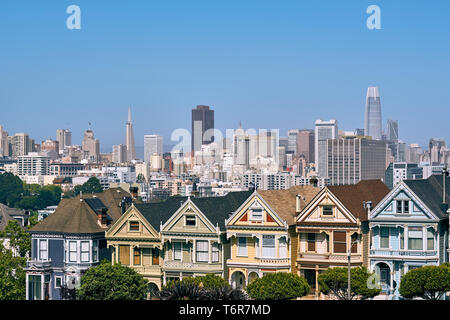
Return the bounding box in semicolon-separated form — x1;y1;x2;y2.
225;186;319;289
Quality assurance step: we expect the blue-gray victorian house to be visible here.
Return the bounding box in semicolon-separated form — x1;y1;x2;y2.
26;188;132;300
368;175;449;299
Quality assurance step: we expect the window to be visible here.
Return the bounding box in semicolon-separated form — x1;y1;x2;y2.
173;242;182;260
39;240;48;261
152;248;160;265
396;200;402;213
403;201;409;213
133;248;141;265
119;245;130;265
69;241;77;262
250;208;263;221
196;240;209;262
333;231;347;253
399;228;405;250
427;229;434;250
55;276;62;289
380;227;389;249
129;221;139;231
80;241;90;262
92;240;98;262
322;205;333;216
237;237;247;256
185;215;196;226
262;235;275;258
350;233;358;253
408;227;423;250
212;243;220;262
307;233;316;252
279;237;287;258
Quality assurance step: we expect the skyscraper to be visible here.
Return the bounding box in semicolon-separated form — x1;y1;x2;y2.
0;125;9;156
126;107;136;161
364;86;382;140
287;129;299;154
327;137;387;185
386;120;399;142
12;133;31;157
82;129;100;161
297;130;315;164
315;119;338;177
191;105;214;153
144;134;163;162
56;129;72;151
112;144;127;163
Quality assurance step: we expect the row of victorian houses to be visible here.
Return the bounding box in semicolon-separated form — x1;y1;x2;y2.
25;174;450;300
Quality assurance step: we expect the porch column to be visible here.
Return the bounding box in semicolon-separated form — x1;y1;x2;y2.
208;240;212;263
193;240;196;263
315;265;319;297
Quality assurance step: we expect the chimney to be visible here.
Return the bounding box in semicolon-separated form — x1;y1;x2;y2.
296;194;305;213
363;201;373;215
97;208;108;228
130;186;138;200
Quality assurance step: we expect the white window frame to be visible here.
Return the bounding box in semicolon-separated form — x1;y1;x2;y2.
250;208;263;221
39;239;48;261
185;215;197;227
92;240;99;262
69;241;77;263
237;237;247;257
262;235;275;258
196;240;209;262
379;227;390;249
279;237;287;258
173;242;182;261
54;276;62;289
80;241;90;262
212;243;219;262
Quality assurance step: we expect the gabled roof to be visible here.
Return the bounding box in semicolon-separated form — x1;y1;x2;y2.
0;203;26;231
135;191;253;231
29;188;132;235
403;175;450;219
327;180;390;222
258;186;320;225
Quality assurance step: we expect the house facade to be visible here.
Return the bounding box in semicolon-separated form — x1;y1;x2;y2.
224;187;319;289
105;191;251;289
295;180;389;296
369;175;449;299
26;188;131;300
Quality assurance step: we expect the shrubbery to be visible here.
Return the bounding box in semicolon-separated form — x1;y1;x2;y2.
246;272;309;300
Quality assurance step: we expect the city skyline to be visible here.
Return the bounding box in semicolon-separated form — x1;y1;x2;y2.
1;1;449;150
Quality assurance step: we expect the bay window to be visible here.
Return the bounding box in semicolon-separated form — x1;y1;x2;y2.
262;235;275;258
196;240;209;262
408;227;423;250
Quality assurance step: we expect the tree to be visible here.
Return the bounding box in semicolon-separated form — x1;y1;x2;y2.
74;177;103;195
0;220;31;258
246;272;310;300
0;243;26;300
318;266;381;300
0;172;24;207
399;265;450;300
76;260;148;300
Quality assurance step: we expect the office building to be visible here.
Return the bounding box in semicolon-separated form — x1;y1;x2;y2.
0;125;9;156
297;130;315;164
12;133;31;157
144;134;163;162
315;119;338;177
56;129;72;151
112;144;127;164
82;129;100;161
125;107;136;162
364;86;382;140
385;162;423;189
191;105;214;153
327;137;387;185
287;129;299;154
386;120;398;142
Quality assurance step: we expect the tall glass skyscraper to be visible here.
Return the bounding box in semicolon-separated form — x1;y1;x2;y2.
364;86;382;140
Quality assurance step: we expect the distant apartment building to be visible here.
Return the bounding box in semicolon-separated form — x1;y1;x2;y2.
49;163;84;177
144;134;163;162
241;172;329;190
326;137;387;185
384;162;423;189
17;153;50;177
315;119;338;177
12;133;31;157
41;139;59;153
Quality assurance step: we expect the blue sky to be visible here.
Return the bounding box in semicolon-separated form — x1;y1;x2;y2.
0;0;449;152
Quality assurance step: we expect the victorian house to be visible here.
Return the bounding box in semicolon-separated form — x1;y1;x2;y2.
225;186;319;289
26;188;132;300
295;180;389;296
105;191;251;290
369;175;449;299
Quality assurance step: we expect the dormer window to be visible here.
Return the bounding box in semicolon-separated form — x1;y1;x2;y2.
396;200;409;214
129;221;140;231
185;215;196;226
250;208;263;221
322;205;333;216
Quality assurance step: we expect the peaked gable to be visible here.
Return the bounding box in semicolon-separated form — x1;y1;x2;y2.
227;192;287;228
106;204;159;239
